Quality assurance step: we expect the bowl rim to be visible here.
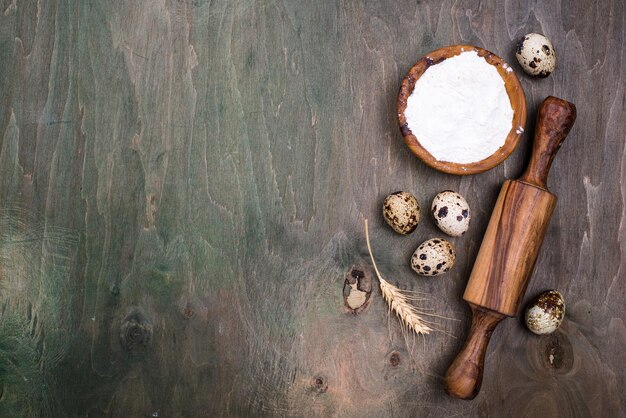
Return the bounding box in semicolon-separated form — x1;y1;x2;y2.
396;45;527;175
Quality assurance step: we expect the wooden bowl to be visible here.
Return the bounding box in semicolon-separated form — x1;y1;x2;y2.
397;45;526;175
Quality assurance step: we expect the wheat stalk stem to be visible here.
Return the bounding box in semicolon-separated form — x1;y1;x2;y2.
364;219;433;335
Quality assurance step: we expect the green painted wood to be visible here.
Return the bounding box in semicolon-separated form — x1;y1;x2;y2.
0;0;624;416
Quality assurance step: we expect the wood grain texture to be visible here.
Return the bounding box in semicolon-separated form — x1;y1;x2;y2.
520;97;577;189
444;305;505;400
0;0;624;417
464;180;557;316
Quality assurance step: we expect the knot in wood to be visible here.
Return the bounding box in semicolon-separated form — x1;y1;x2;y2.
182;306;195;319
544;334;570;371
343;265;372;313
311;375;328;393
389;351;401;367
533;332;573;374
120;313;153;353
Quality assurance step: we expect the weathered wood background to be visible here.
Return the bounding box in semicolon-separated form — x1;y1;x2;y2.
0;0;624;416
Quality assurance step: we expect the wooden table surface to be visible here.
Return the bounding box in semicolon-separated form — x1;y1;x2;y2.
1;0;624;416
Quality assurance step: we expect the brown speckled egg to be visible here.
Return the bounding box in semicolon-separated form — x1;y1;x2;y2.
410;238;455;276
515;33;556;77
525;290;565;335
382;191;420;235
431;191;471;237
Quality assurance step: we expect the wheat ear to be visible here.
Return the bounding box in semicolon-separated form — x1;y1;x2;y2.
364;219;433;336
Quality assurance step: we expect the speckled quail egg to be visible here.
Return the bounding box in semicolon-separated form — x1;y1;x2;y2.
525;290;565;335
382;191;420;235
410;238;456;276
431;191;471;237
515;33;556;77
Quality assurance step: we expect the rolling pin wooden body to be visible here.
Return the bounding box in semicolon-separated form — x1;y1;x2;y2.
444;96;577;400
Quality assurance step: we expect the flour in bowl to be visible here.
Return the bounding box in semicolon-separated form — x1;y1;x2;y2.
404;50;514;164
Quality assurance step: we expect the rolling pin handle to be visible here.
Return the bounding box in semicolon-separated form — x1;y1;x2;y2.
444;305;505;400
519;96;577;190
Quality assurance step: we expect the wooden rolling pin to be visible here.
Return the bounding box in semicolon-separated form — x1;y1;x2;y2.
444;96;577;400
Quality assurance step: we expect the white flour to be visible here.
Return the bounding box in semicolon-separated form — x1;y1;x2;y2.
404;50;514;164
